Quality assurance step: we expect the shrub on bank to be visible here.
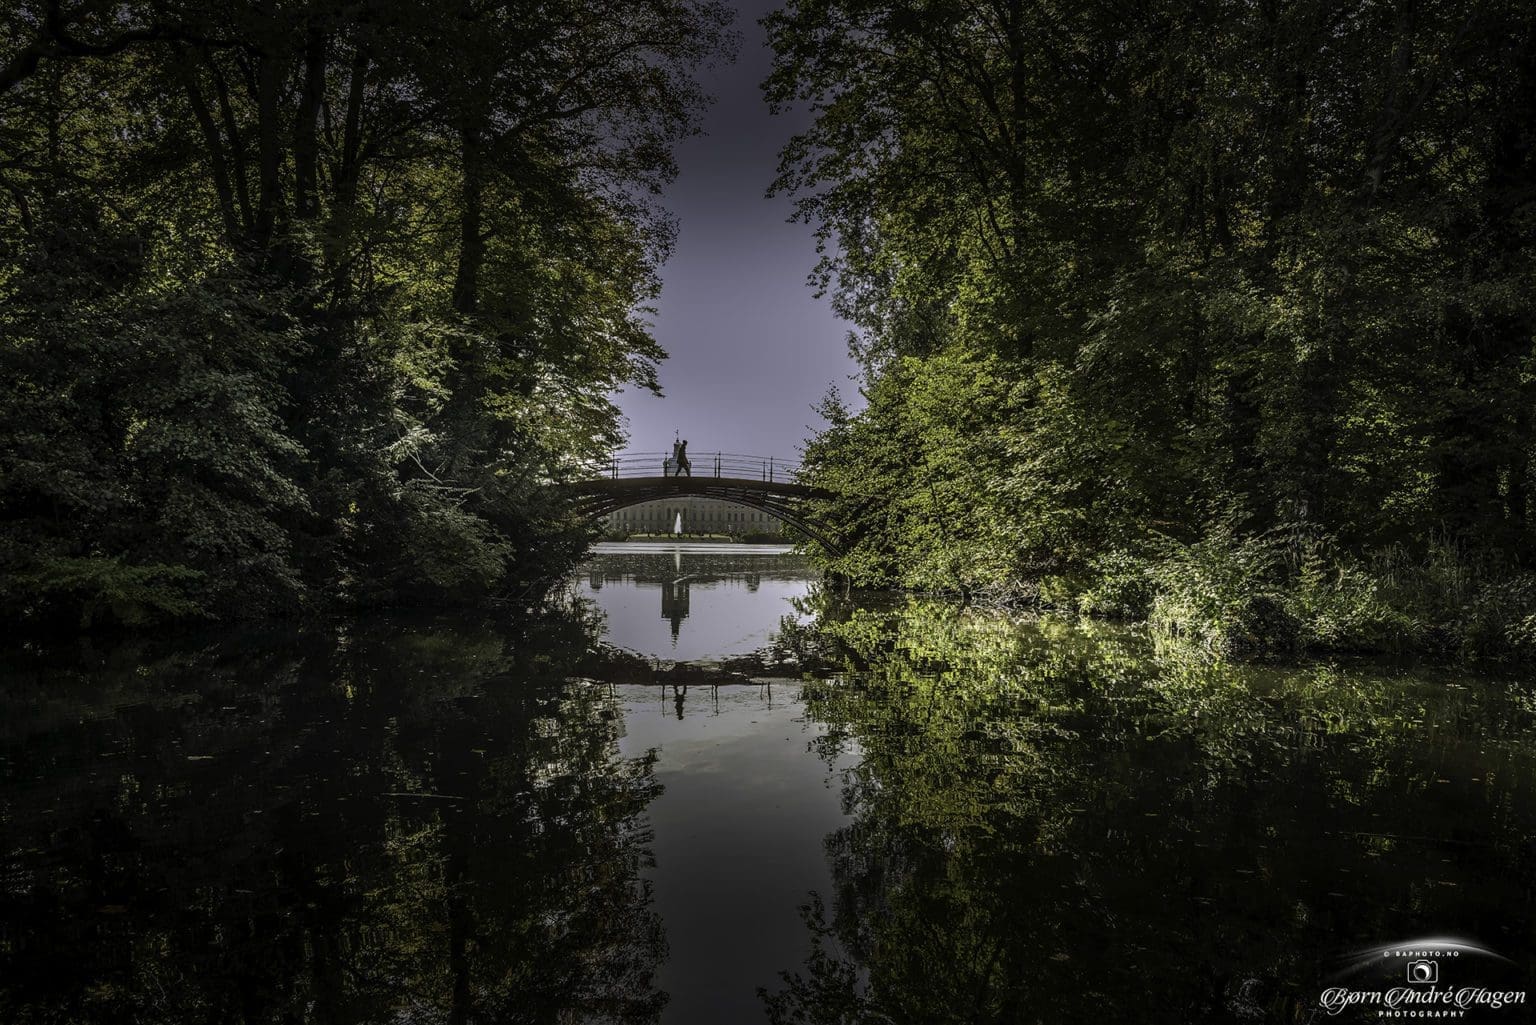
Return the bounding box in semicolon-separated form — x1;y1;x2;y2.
1290;542;1420;653
1075;548;1156;619
1018;529;1536;661
1146;531;1300;658
1139;534;1536;661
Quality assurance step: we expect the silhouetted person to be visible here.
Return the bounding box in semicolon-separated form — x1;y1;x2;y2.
677;439;691;476
668;435;685;477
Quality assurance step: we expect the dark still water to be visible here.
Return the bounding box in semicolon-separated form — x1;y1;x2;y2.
3;544;1536;1023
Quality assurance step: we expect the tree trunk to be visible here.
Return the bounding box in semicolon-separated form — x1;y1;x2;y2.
451;123;484;316
254;48;285;247
293;26;328;220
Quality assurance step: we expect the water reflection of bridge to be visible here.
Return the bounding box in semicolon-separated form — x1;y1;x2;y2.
584;549;810;643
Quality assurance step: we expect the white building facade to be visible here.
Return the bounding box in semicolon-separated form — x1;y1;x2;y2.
602;497;785;537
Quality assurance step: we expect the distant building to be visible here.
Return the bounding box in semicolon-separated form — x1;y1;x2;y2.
602;497;784;537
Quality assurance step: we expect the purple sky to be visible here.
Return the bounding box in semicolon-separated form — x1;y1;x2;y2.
613;0;859;463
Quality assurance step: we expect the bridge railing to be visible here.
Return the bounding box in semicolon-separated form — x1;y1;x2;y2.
583;451;803;483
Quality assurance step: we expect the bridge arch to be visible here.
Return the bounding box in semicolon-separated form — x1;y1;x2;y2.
576;491;841;556
563;473;842;556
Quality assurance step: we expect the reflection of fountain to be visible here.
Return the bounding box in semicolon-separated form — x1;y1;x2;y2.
577;548;815;661
660;576;691;645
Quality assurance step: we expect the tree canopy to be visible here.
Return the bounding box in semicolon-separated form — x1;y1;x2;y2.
0;0;730;626
769;0;1536;655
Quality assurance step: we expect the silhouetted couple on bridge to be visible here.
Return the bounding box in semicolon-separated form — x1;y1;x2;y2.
667;436;691;477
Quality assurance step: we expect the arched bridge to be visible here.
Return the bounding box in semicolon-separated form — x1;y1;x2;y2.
564;452;841;554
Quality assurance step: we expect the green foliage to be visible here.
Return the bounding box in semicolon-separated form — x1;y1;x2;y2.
772;0;1536;659
800;350;1036;594
0;0;729;627
1;211;309;621
1290;542;1421;653
1062;548;1156;620
2;555;206;627
1148;530;1299;657
1144;536;1536;659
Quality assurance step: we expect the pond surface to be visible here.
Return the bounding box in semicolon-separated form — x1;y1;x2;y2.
2;544;1535;1023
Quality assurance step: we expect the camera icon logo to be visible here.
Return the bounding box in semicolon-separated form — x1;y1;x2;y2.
1406;959;1439;984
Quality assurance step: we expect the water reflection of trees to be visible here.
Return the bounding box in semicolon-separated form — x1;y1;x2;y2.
766;600;1536;1024
0;613;666;1024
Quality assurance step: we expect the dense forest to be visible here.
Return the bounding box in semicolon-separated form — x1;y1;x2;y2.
0;0;728;627
770;0;1536;658
8;0;1536;659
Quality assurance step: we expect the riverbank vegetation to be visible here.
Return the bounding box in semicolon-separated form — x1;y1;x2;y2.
0;0;728;628
768;1;1536;659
